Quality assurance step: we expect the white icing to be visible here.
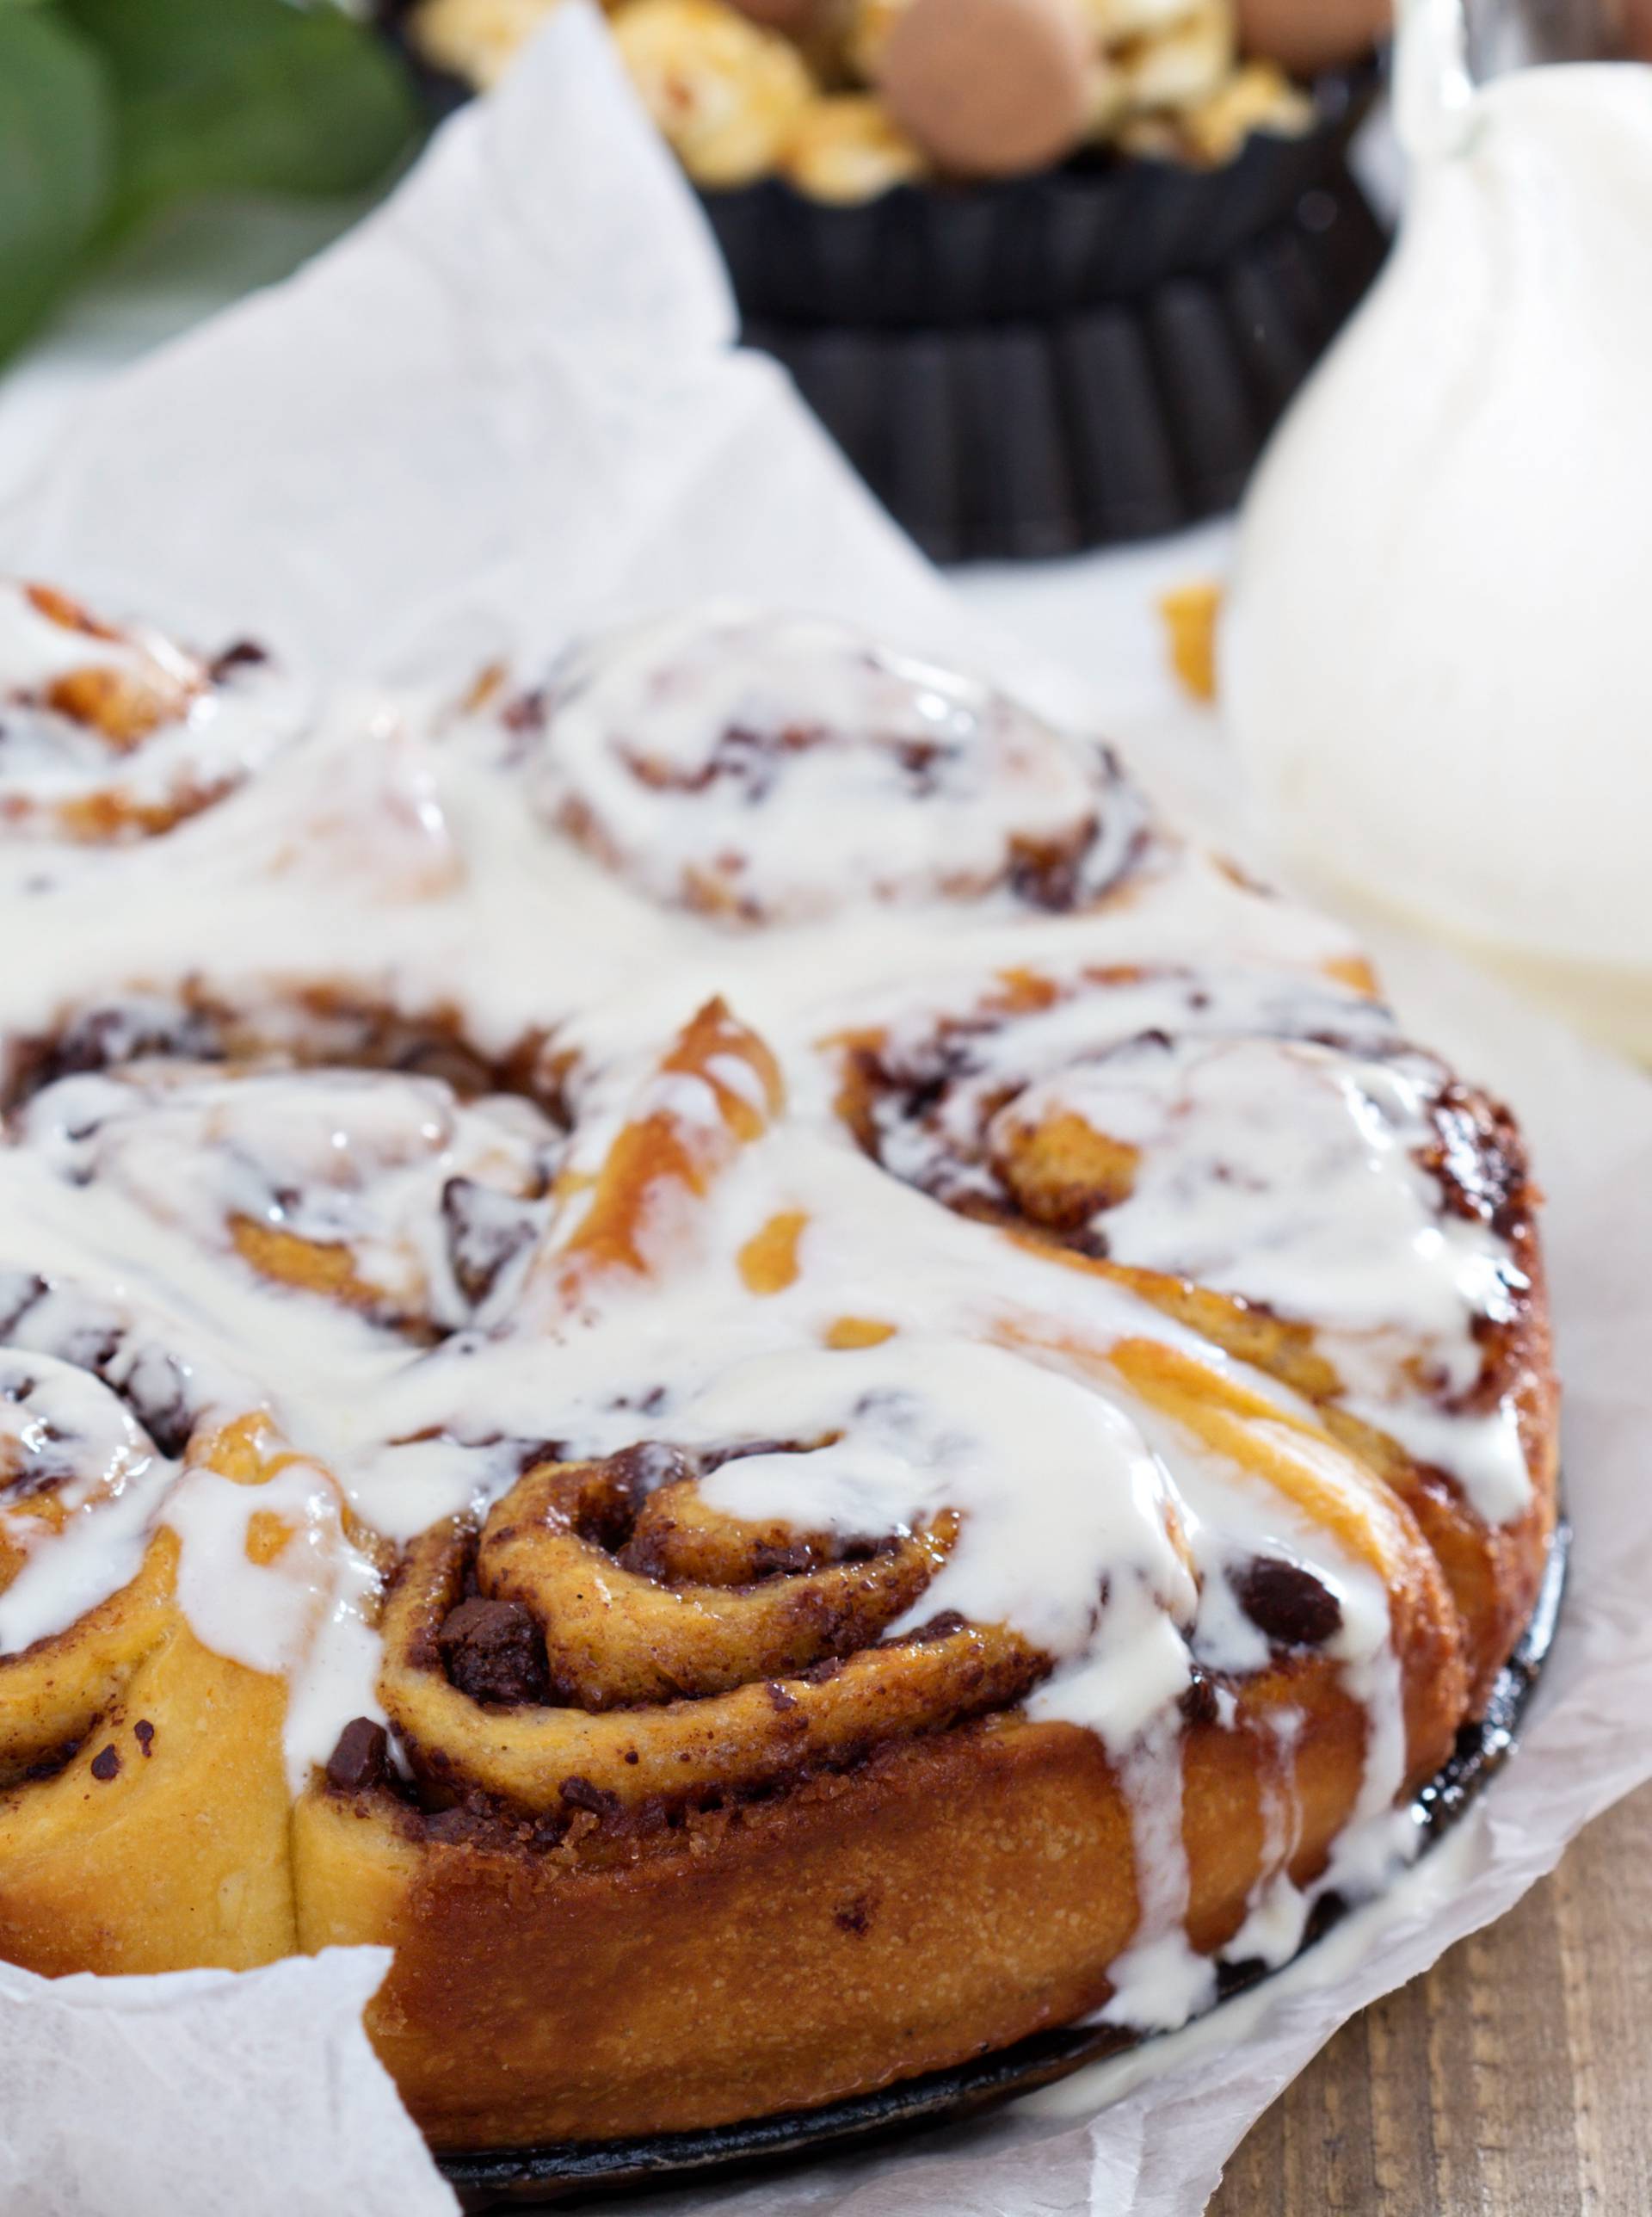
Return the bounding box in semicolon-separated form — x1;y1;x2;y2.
1001;1041;1495;1347
1223;1708;1310;1973
16;1061;557;1337
1098;1721;1216;2034
0;1352;176;1653
0;594;1544;2033
872;998;1528;1520
691;1337;1199;1739
165;1457;384;1794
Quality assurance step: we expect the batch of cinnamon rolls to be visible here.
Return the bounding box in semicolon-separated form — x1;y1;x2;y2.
0;583;1556;2152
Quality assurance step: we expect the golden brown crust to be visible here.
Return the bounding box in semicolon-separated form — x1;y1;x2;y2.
0;1534;295;1973
297;1676;1379;2150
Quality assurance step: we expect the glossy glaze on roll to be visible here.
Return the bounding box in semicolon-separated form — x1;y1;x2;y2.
0;589;1556;2148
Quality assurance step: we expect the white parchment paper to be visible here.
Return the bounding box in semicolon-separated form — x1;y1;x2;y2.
0;14;1648;2213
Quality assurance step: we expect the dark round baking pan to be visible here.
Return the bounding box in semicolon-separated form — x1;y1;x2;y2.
756;170;1387;562
439;1520;1569;2211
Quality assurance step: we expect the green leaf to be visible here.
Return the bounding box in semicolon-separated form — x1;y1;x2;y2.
0;9;114;358
59;0;422;235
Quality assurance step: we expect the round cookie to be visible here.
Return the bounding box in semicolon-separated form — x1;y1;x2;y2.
723;0;827;37
1235;0;1389;75
875;0;1095;177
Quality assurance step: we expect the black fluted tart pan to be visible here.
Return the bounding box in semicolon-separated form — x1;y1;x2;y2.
754;171;1387;562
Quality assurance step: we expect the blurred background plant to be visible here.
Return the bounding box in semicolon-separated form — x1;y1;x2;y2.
0;0;422;361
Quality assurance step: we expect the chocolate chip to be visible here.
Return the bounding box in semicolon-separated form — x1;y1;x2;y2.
747;1539;819;1577
133;1720;155;1757
1231;1558;1343;1648
558;1775;620;1819
208;639;269;681
324;1716;390;1794
905;1609;967;1643
834;1893;874;1936
1180;1670;1220;1728
439;1596;550;1707
764;1682;799;1714
89;1744;120;1782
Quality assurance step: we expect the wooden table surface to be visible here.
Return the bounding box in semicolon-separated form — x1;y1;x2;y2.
1208;1777;1652;2214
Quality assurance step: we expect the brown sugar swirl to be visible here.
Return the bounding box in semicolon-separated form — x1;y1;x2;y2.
379;1452;1042;1813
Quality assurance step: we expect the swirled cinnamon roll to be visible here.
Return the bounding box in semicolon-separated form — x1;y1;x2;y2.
832;960;1555;1704
14;1061;560;1340
0;1348;336;1973
0;582;303;843
505;608;1151;922
0;1041;566;1979
0;596;1558;2158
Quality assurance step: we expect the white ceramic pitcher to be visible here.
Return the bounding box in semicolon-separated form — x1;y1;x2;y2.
1226;0;1652;1055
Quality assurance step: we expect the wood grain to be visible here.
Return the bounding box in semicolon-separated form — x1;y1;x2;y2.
1208;1778;1652;2214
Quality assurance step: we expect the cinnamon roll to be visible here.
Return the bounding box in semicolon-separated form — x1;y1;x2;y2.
831;961;1554;1703
0;598;1557;2157
0;581;302;844
15;1060;559;1341
0;1347;310;1975
509;607;1150;922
